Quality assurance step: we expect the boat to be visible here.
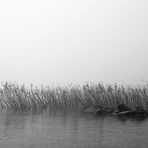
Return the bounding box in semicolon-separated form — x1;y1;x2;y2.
117;111;146;117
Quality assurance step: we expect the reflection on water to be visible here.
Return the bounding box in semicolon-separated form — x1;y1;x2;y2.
0;109;148;148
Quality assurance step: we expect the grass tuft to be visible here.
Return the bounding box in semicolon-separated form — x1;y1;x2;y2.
0;82;148;112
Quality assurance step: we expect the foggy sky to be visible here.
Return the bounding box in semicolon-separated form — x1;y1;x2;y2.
0;0;148;86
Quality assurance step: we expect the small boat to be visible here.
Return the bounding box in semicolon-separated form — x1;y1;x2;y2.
117;111;145;117
116;104;146;117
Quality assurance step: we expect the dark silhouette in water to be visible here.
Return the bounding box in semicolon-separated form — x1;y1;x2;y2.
85;103;148;119
117;104;130;112
117;104;146;117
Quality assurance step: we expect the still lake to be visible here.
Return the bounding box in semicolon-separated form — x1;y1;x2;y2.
0;109;148;148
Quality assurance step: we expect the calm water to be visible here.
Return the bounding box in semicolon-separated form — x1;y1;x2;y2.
0;109;148;148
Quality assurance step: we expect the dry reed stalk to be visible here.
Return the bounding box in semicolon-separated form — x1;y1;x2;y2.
0;82;148;111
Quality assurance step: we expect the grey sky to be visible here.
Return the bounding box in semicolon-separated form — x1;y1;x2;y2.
0;0;148;86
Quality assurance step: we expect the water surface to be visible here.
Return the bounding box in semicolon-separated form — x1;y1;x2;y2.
0;109;148;148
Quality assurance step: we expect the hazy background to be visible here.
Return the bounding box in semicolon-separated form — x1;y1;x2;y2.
0;0;148;86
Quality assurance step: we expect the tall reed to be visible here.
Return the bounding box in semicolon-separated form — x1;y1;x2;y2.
0;82;148;111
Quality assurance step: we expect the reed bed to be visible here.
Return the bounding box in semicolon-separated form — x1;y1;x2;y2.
0;82;148;112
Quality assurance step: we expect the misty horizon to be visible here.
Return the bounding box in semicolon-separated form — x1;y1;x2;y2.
0;0;148;86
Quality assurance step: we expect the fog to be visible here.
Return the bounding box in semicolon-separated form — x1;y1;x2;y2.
0;0;148;86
